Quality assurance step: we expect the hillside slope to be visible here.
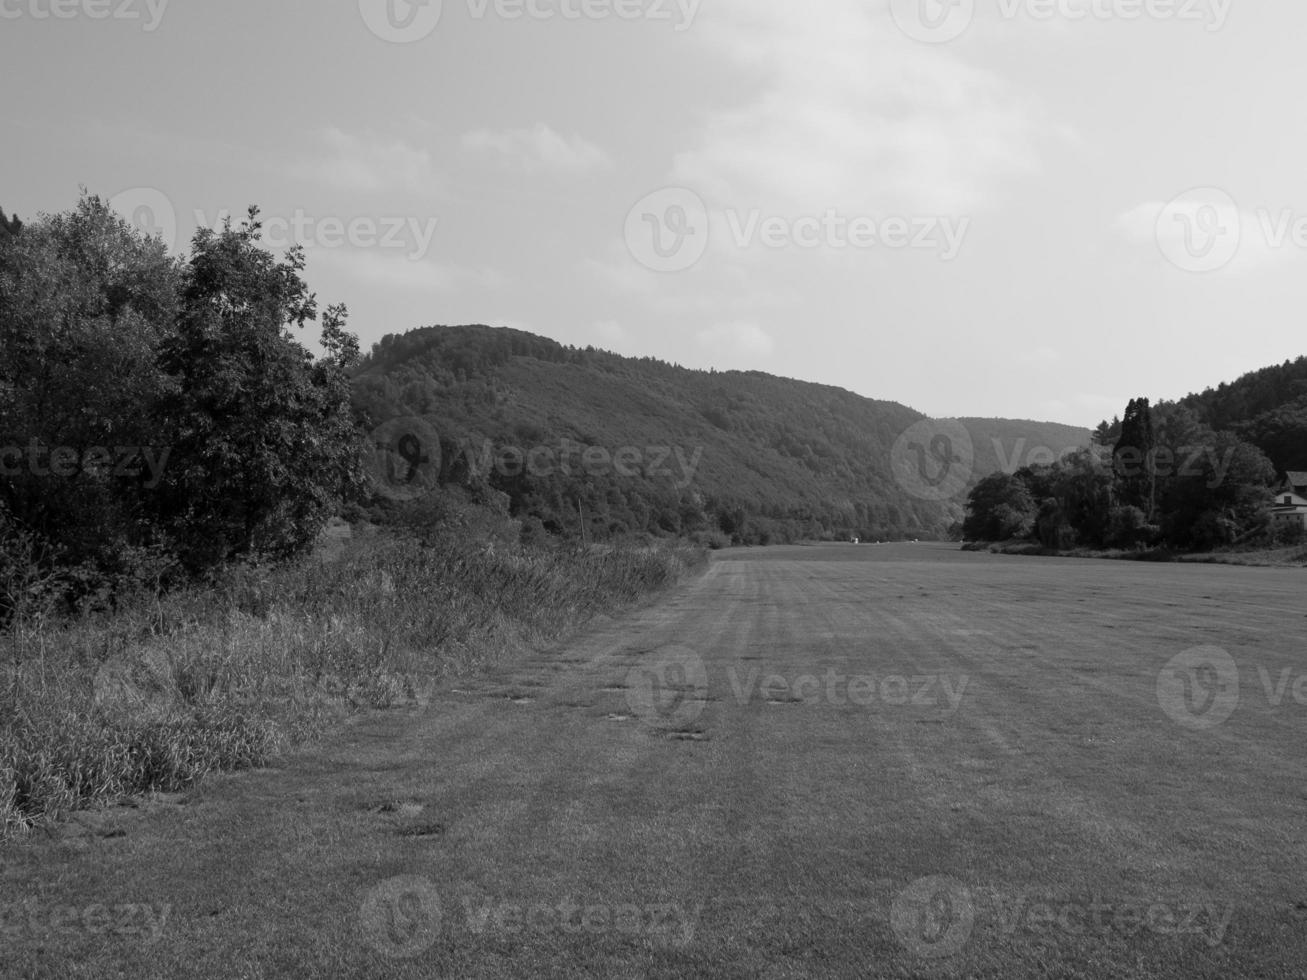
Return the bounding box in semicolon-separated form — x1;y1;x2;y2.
1174;356;1307;476
351;326;1089;544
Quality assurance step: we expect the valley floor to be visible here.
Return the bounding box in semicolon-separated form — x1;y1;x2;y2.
4;544;1305;978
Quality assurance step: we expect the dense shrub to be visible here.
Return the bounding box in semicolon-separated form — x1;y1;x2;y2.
0;197;367;597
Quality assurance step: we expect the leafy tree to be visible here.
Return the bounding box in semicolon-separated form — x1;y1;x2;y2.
0;194;180;581
963;473;1036;541
1156;430;1274;549
151;209;367;570
1052;449;1114;547
1237;396;1307;476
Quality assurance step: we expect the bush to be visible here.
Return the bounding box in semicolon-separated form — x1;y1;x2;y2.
1107;505;1149;548
1189;511;1239;551
1268;520;1306;546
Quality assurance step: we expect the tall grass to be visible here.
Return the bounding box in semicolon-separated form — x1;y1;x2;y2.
0;530;704;839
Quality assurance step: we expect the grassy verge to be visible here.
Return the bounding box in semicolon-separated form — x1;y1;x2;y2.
0;531;705;840
961;539;1307;567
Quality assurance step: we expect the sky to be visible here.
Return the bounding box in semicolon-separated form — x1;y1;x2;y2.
2;0;1304;428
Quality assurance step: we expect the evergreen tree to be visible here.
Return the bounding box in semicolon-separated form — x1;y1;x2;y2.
1114;397;1155;515
0;207;21;239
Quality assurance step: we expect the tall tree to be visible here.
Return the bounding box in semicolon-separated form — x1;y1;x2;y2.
1114;397;1156;515
151;208;367;570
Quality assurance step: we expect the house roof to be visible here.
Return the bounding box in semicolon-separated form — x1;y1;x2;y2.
1285;471;1307;488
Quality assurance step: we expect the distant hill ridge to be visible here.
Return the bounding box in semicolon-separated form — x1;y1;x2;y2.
351;325;1090;544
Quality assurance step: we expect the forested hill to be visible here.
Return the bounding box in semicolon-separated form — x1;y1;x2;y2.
1173;356;1307;476
351;325;1089;545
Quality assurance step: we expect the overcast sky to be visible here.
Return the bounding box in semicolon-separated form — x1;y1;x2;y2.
3;0;1303;426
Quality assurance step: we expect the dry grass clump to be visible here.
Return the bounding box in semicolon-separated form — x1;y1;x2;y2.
0;531;704;838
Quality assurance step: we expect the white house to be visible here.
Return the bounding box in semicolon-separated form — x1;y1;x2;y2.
1269;471;1307;530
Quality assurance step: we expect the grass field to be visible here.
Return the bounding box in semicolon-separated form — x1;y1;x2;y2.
3;543;1305;978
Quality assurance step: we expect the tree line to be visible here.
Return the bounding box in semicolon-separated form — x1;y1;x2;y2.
963;397;1290;551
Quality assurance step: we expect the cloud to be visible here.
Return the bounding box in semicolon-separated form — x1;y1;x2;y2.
1116;195;1293;274
298;128;442;197
671;0;1039;217
697;320;775;358
308;249;504;293
462;124;612;175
